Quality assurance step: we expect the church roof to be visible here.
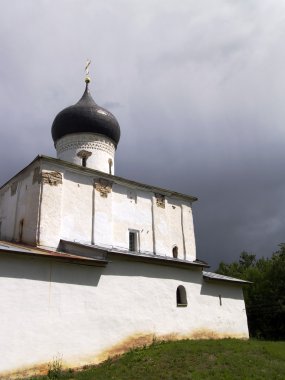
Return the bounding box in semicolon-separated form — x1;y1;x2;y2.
59;240;209;269
51;82;121;146
0;239;208;270
203;271;252;284
0;241;108;267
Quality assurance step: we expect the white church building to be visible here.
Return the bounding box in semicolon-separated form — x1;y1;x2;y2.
0;73;250;378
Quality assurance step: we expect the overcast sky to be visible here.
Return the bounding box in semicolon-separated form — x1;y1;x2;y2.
0;0;285;268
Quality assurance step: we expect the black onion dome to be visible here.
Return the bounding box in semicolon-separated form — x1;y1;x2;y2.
51;83;120;146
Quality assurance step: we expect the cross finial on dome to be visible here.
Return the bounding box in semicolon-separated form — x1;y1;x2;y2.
85;59;91;84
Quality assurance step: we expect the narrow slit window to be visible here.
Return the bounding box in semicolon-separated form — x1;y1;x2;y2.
219;295;222;306
172;246;178;258
108;159;113;175
129;231;138;252
0;221;2;240
82;157;87;167
176;285;187;307
19;219;24;242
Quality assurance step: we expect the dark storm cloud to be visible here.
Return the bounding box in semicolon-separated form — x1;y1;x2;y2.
1;0;285;268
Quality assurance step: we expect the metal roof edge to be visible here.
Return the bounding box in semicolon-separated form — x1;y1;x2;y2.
60;240;209;269
0;241;108;267
203;271;252;285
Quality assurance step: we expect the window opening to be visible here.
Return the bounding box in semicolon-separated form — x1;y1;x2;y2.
109;162;111;174
0;221;2;240
172;246;178;258
108;159;113;175
219;295;222;306
129;231;138;252
77;150;91;167
19;219;24;242
176;285;187;307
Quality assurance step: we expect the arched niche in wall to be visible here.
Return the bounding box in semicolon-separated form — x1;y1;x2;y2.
176;285;187;307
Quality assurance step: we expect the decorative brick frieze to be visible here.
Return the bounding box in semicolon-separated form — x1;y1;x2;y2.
56;134;115;155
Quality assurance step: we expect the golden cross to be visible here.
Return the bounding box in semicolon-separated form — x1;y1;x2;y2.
85;60;91;76
85;60;91;83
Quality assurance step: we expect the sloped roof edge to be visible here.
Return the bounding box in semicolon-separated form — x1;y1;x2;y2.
0;241;108;267
203;271;252;285
59;240;210;269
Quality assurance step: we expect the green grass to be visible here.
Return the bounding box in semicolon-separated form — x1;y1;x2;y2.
26;339;285;380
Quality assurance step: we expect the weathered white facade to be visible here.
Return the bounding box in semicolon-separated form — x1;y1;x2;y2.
0;242;249;379
0;79;250;378
0;156;196;261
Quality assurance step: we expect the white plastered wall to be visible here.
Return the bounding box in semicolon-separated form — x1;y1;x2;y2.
36;161;197;260
0;254;249;377
0;159;197;261
152;197;195;260
0;165;41;244
112;185;154;253
38;171;63;248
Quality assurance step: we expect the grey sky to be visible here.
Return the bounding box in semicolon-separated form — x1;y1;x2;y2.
0;0;285;268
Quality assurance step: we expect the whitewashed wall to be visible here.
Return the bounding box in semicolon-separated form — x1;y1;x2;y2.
35;159;197;261
0;253;249;378
112;186;154;253
0;158;197;261
0;164;40;245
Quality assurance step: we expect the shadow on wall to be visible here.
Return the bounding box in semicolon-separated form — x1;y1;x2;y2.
0;252;204;287
102;258;203;284
200;280;244;300
0;254;102;287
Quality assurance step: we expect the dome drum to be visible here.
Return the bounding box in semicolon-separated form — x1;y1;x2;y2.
56;132;115;174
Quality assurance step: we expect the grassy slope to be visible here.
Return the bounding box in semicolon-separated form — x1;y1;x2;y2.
29;339;285;380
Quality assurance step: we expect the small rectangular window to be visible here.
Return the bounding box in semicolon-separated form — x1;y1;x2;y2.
129;231;139;252
129;232;136;251
0;221;2;240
